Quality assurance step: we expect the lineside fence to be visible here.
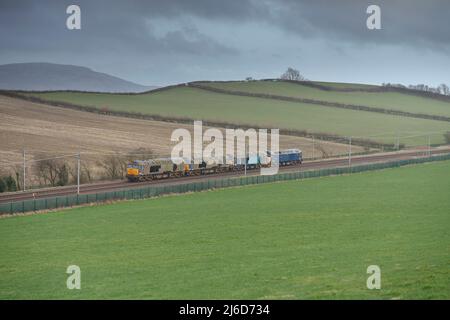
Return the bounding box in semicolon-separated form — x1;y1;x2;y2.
1;153;450;215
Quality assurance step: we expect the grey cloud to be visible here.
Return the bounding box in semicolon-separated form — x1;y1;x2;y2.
0;0;448;86
261;0;450;51
0;0;239;56
2;0;449;54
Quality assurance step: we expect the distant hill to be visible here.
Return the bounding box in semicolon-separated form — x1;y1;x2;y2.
0;63;157;93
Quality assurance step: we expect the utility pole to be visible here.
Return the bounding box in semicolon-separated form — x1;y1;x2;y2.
244;143;247;176
77;152;81;195
427;135;431;157
396;132;400;151
23;148;26;192
312;136;315;160
348;137;352;167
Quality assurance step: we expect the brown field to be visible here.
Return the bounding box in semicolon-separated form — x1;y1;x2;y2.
0;95;365;184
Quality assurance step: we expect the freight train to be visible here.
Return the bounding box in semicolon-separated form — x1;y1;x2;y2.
126;149;302;182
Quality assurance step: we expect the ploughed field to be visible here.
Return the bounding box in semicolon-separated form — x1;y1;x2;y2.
24;80;450;146
0;161;449;299
0;95;359;183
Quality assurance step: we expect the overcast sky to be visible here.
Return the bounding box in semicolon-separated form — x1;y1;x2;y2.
1;0;449;86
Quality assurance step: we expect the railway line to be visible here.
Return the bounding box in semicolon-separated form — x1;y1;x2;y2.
1;146;449;204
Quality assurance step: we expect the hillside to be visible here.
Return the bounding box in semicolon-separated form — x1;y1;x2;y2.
196;81;450;118
20;80;450;147
0;95;361;184
0;63;156;92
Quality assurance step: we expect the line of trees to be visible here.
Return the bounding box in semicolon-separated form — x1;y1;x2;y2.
277;69;449;97
277;70;449;97
382;83;450;96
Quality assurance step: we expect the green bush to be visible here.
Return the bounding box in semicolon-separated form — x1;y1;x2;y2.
445;132;450;144
57;164;69;186
0;176;18;192
0;178;6;193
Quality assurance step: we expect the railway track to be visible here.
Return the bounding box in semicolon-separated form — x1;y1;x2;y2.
1;147;449;204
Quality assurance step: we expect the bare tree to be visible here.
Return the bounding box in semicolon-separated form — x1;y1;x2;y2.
315;144;329;159
34;156;70;187
81;162;93;183
406;83;450;96
98;153;128;180
439;84;449;96
35;158;59;186
98;155;120;180
67;160;92;185
280;67;306;81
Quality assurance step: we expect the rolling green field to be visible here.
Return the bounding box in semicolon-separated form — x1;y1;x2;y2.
199;81;450;118
26;84;450;146
1;161;449;299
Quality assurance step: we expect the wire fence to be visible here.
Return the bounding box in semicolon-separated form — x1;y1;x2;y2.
1;152;450;215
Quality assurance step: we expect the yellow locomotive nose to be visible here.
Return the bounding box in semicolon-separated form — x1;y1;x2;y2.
127;168;139;176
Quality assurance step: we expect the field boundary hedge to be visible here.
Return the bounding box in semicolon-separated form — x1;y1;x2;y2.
1;153;449;215
190;79;450;103
263;79;450;103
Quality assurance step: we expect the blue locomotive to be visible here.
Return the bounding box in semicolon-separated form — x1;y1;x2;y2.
270;149;303;166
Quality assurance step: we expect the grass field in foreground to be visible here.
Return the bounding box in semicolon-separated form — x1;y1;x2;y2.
0;161;449;299
26;86;450;146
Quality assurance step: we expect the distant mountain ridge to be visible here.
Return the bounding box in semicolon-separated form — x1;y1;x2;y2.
0;63;157;93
